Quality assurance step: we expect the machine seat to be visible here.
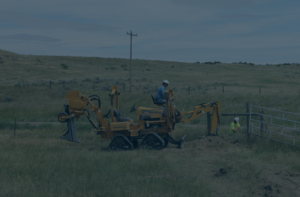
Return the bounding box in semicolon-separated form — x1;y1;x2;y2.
114;108;130;122
151;94;165;106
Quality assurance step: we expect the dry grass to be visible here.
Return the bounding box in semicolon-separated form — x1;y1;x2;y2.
1;49;300;196
0;49;300;95
0;124;300;197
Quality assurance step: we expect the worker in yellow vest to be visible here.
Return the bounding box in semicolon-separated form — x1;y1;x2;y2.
229;117;241;134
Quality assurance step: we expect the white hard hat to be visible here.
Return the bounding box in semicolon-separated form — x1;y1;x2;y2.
162;80;169;85
234;117;239;122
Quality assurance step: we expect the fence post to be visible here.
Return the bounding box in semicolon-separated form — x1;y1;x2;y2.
222;86;224;93
259;87;261;94
246;103;250;133
249;123;253;140
207;111;211;135
189;86;190;94
14;115;16;136
49;81;52;89
260;109;264;136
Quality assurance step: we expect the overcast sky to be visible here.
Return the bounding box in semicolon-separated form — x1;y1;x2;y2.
0;0;299;64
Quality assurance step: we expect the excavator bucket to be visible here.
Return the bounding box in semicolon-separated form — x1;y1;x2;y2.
60;117;80;143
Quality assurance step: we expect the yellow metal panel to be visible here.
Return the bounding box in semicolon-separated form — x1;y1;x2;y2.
130;130;139;136
69;100;86;110
66;91;80;100
110;122;130;131
130;123;139;130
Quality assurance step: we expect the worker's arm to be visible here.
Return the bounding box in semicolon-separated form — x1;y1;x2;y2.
233;123;241;132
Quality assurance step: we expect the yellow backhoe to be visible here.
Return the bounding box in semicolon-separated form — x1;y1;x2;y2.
58;86;221;150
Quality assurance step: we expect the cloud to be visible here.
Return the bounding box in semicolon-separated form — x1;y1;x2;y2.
0;12;119;32
170;0;258;9
0;0;299;64
221;13;258;19
0;34;61;42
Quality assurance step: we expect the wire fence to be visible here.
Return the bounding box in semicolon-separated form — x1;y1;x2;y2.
10;78;300;95
248;105;300;147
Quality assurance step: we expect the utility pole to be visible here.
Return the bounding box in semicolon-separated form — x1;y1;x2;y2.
127;30;137;92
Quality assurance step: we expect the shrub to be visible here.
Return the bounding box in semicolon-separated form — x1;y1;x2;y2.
110;67;117;70
61;63;68;69
69;78;77;84
82;78;91;82
4;96;12;102
195;61;200;64
121;64;127;68
105;68;109;69
146;69;151;71
101;85;110;91
14;82;21;87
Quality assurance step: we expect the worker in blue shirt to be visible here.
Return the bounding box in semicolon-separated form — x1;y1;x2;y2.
157;80;174;116
157;80;169;103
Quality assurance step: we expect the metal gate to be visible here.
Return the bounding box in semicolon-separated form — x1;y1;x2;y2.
248;105;300;147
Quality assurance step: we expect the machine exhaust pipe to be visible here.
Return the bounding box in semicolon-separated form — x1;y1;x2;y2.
60;117;80;143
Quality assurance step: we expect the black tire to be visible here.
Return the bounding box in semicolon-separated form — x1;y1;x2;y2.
140;132;165;150
108;134;133;151
58;112;68;123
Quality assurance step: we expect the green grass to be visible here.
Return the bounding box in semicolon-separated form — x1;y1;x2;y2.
1;125;300;196
1;49;300;196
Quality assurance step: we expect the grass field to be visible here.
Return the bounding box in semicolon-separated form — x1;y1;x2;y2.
1;49;300;196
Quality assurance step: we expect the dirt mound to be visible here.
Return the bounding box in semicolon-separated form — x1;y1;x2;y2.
191;135;235;154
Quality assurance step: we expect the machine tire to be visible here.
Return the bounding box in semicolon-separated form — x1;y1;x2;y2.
140;132;165;150
58;112;68;123
108;134;133;151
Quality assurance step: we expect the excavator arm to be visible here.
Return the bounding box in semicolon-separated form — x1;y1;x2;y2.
180;101;221;134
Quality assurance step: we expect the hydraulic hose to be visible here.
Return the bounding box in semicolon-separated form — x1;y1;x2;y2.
88;95;101;107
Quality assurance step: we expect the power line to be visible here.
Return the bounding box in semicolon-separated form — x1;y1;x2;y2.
127;30;137;92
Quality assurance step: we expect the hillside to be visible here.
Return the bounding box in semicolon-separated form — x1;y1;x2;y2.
1;48;300;196
0;49;300;95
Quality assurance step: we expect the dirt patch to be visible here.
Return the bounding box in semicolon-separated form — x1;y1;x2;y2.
171;135;300;197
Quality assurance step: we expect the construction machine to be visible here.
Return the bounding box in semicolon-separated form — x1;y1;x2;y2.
58;86;221;150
